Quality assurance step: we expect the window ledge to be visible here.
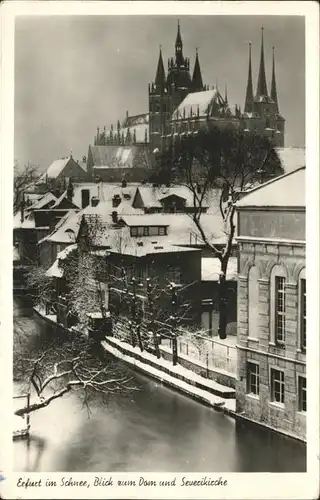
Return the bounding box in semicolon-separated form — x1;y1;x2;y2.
296;411;307;417
269;401;285;410
246;393;260;400
248;337;259;342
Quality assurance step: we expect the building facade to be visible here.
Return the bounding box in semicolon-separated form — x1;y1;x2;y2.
235;167;306;441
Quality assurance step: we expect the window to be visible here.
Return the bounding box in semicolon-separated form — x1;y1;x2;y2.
131;227;138;237
137;227;144;237
300;278;306;351
143;227;149;236
298;376;306;412
271;369;285;404
248;266;259;339
275;276;286;344
247;362;260;396
159;226;166;236
167;265;181;284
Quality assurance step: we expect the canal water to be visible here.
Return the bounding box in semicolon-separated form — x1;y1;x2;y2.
13;298;306;473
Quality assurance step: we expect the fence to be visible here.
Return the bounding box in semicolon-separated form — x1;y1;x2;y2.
110;314;237;375
160;331;237;375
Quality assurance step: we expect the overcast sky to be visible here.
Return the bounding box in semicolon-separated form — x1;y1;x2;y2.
15;15;305;170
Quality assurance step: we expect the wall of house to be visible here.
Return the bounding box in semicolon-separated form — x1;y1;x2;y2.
235;236;306;441
238;209;305;241
107;249;201;326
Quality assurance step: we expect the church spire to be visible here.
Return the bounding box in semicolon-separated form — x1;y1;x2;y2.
256;27;268;100
191;48;203;92
244;41;254;112
270;46;279;112
175;20;184;66
154;46;166;93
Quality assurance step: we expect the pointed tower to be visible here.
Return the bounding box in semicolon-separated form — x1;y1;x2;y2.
155;47;166;93
244;42;254;113
175;20;184;67
255;27;268;100
191;48;204;92
149;45;170;150
270;46;279;113
166;20;192;97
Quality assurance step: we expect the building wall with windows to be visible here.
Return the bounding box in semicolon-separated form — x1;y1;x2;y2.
235;167;306;441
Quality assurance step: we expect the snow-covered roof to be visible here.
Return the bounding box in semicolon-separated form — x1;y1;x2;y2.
121;214;172;227
13;212;36;229
276;147;306;173
27;191;57;211
13;246;20;262
45;244;78;278
72;182;139;209
39;210;82;244
136;185;208;209
44;157;71;179
201;257;237;282
236;167;305;209
172;89;224;120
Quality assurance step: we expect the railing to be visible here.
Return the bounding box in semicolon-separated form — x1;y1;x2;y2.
177;335;237;374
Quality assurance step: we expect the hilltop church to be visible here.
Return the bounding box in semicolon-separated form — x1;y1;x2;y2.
88;22;285;181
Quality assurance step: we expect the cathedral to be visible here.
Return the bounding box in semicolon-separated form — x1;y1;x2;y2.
92;22;285;179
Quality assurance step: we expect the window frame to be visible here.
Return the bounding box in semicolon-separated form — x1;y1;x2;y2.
298;376;306;413
130;227;138;237
247;361;260;396
270;265;287;346
270;368;285;405
298;272;306;352
275;276;286;345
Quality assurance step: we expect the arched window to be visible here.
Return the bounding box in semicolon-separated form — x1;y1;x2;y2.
298;268;306;352
248;265;259;339
270;265;287;345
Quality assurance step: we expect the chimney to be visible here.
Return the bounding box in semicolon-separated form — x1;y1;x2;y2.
111;211;118;223
112;194;121;208
82;156;87;163
91;196;100;207
121;179;127;188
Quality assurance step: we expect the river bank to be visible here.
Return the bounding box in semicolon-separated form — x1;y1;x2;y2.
13;298;306;472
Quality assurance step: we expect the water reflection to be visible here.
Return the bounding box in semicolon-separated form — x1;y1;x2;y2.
13;298;306;472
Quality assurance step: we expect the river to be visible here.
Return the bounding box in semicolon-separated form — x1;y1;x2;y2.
13;297;306;473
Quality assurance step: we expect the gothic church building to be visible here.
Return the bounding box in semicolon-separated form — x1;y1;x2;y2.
91;23;285;180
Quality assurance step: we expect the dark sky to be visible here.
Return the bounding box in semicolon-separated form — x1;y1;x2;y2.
14;15;305;170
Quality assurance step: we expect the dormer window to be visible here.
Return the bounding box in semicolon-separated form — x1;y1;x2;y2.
130;226;167;237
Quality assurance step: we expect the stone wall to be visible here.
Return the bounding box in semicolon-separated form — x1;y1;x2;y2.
236;239;306;441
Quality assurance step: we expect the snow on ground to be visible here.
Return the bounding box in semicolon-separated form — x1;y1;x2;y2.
102;337;235;414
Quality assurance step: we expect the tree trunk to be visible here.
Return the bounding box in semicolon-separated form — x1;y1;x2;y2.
218;262;228;340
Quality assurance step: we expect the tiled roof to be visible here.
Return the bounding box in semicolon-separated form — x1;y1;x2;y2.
236;167;305;208
89;145;148;168
172;89;225;120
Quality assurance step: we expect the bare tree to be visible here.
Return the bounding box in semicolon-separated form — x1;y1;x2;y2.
14;328;136;418
153;127;283;339
14;161;40;214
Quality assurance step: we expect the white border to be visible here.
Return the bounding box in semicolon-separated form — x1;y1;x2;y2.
1;2;319;499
